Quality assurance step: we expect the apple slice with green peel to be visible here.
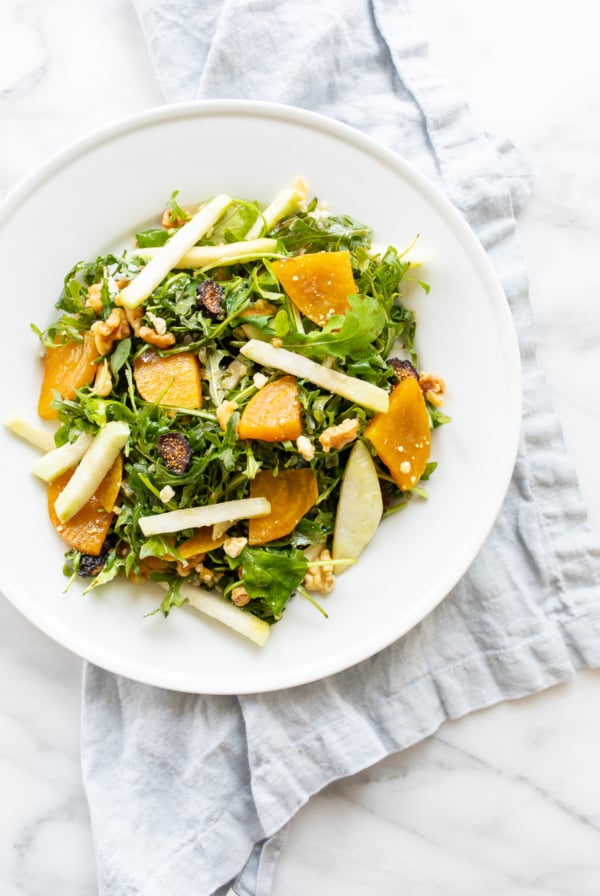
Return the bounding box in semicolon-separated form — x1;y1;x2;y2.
168;582;271;647
138;496;271;537
332;440;383;572
135;237;279;270
240;339;389;413
31;432;93;482
54;421;130;523
119;193;233;309
245;184;308;239
4;415;56;452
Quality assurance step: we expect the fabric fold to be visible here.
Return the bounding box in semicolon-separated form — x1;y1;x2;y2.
81;2;600;894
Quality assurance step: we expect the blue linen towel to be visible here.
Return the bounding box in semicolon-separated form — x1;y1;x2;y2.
81;2;600;894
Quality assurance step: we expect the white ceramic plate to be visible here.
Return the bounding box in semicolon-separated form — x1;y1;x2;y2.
0;101;521;694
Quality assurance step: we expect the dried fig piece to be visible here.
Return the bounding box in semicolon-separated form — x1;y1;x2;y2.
197;279;226;319
78;534;117;577
157;432;193;475
388;358;418;381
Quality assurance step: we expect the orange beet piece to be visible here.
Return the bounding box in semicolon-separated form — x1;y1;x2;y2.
272;250;357;326
248;467;319;545
177;527;227;559
38;332;100;420
133;351;202;409
238;376;302;442
47;463;119;555
364;376;431;490
96;452;123;513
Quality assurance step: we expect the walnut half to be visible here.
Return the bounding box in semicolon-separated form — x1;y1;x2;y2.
90;307;130;355
303;548;335;594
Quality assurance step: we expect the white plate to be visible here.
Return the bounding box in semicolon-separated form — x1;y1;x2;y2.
0;101;521;694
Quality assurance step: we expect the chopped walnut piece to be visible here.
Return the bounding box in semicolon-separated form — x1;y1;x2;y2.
85;282;104;314
122;305;175;348
318;418;359;453
91;307;130;355
93;361;113;397
138;326;176;349
231;584;251;607
194;562;222;589
419;372;446;407
303;548;335;594
124;305;143;335
175;559;196;577
161;206;189;228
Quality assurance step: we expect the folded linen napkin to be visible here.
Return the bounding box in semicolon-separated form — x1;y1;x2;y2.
81;2;600;894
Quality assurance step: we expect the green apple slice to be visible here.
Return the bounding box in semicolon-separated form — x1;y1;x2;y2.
332;440;383;572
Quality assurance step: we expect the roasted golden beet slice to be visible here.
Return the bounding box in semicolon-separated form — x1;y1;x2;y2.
95;452;123;513
272;250;357;326
133;350;202;409
47;453;123;554
177;527;228;558
38;332;100;420
364;376;431;490
237;376;302;442
48;474;113;555
248;467;319;545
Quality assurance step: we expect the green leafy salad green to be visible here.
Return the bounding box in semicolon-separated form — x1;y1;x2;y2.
17;184;449;647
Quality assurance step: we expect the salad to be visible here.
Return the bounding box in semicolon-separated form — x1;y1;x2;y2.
7;183;448;647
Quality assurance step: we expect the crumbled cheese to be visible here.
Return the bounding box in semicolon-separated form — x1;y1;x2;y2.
222;358;248;391
223;536;248;559
296;435;315;461
216;399;238;431
145;311;167;335
159;485;175;503
253;372;268;389
399;461;412;475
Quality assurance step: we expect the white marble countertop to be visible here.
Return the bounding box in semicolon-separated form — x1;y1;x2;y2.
1;1;599;893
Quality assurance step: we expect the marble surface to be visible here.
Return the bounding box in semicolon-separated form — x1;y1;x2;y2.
1;1;599;893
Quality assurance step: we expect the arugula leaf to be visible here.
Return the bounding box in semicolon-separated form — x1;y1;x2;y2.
240;547;308;620
205;199;261;244
274;207;373;254
109;337;132;376
428;406;452;428
136;228;171;248
167;189;190;224
282;293;386;360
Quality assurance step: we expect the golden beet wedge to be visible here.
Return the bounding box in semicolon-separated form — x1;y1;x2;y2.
272;250;357;326
365;376;431;490
47;453;122;555
238;376;302;442
248;467;319;545
38;332;100;420
133;351;202;409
